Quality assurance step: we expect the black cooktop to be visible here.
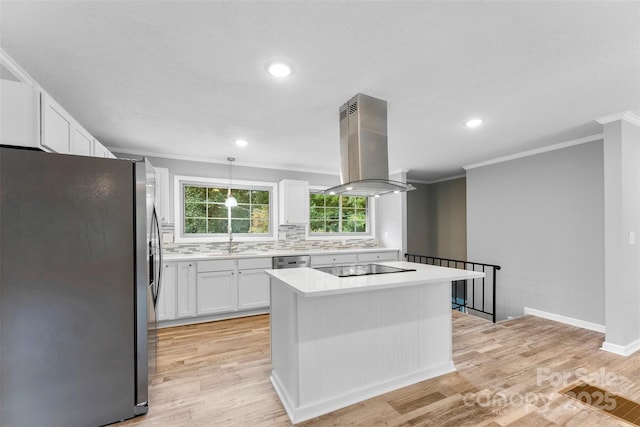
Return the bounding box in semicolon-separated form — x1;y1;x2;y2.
313;263;416;278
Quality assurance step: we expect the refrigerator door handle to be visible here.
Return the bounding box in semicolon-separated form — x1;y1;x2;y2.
152;206;162;308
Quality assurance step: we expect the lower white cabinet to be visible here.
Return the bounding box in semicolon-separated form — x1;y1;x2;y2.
176;262;197;318
310;253;358;267
356;250;399;263
238;269;270;310
197;270;237;315
157;262;177;321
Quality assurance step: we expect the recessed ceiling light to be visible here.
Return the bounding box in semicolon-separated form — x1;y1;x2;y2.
234;139;248;147
346;186;353;191
267;62;292;78
465;118;483;128
328;191;336;195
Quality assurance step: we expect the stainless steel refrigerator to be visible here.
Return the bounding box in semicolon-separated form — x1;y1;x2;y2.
0;146;162;427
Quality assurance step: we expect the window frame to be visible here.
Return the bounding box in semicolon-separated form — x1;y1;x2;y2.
307;185;375;240
174;175;278;243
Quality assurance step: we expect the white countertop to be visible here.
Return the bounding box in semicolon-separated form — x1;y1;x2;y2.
163;247;399;262
265;261;485;297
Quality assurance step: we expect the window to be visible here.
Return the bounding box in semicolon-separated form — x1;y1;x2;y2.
175;176;276;241
309;192;369;235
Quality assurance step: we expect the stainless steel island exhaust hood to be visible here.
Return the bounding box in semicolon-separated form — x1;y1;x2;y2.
323;93;415;197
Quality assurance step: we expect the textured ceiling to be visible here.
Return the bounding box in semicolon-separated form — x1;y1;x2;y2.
1;1;638;181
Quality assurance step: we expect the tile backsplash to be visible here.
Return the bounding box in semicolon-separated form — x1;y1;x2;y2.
161;224;378;255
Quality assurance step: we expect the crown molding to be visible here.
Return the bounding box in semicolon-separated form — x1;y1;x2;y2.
108;147;339;176
408;174;466;185
463;133;603;171
596;111;640;126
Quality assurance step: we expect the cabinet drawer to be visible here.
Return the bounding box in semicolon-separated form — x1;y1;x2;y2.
197;259;236;272
357;251;399;263
311;253;357;266
238;257;272;270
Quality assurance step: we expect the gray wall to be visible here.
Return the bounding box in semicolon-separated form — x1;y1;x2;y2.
407;178;466;260
428;178;466;259
407;183;429;255
466;141;605;323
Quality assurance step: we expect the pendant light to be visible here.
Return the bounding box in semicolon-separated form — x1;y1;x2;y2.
224;157;238;207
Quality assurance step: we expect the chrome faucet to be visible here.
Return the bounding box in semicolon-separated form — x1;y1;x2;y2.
228;225;234;253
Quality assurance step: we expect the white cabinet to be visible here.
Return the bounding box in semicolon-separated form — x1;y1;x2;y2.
154;167;171;224
158;262;177;321
197;271;237;315
238;270;270;309
279;179;309;225
71;125;93;156
357;250;399;263
0;80;39;148
238;258;271;310
1;51;116;159
176;262;197;318
310;253;358;267
93;139;110;158
41;92;72;154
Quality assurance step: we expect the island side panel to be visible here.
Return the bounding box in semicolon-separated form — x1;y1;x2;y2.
295;280;454;412
269;278;300;411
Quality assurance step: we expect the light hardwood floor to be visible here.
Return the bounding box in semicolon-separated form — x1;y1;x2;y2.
116;313;640;426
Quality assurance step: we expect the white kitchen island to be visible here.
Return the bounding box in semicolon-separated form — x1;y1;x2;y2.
265;261;485;423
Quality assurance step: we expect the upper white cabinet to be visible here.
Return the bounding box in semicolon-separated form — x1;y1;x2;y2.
0;80;39;148
93;139;114;158
41;92;73;154
154;167;172;224
279;179;309;225
71;124;94;156
1;49;116;159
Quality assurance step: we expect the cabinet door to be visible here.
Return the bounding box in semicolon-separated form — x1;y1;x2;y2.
154;167;171;224
279;180;309;224
311;253;358;267
197;271;237;315
41;93;72;154
176;262;196;318
71;125;93;156
357;251;399;264
158;263;177;321
93;139;110;158
238;269;270;310
0;80;39;148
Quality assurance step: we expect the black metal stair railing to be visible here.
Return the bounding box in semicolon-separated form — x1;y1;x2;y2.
404;253;501;323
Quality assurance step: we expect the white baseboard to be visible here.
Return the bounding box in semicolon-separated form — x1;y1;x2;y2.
157;307;269;328
523;307;605;333
601;339;640;356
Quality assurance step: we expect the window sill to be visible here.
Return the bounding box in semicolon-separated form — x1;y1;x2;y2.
173;235;277;244
305;234;373;241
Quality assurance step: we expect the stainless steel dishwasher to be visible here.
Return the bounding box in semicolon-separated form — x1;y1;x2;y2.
272;254;311;269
